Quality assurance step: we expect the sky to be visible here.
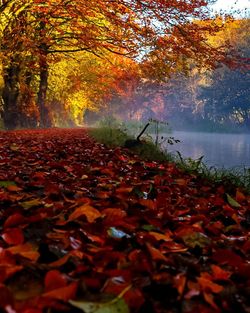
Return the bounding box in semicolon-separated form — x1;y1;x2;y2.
210;0;250;16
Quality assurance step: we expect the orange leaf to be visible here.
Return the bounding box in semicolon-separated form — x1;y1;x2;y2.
174;273;186;296
175;178;188;186
2;228;24;245
44;270;67;291
42;282;78;301
102;208;127;222
146;243;168;262
139;199;156;210
6;185;23;192
203;292;219;310
68;204;101;223
116;187;133;193
149;231;172;242
49;254;71;268
198;275;223;293
7;243;39;261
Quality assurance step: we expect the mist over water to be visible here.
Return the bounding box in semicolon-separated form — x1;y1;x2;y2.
165;131;250;169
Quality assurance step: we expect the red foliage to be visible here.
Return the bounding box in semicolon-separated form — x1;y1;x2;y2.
0;128;249;312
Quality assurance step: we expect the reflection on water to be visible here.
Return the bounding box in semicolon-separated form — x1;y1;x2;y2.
165;131;250;169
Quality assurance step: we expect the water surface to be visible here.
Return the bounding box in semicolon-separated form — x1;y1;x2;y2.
164;131;250;169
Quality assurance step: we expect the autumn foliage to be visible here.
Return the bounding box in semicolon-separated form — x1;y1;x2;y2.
0;128;249;312
0;0;236;129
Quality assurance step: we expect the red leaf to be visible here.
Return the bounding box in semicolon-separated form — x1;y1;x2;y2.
49;254;71;268
0;283;13;308
42;282;78;301
4;213;26;228
211;265;232;281
213;249;244;267
235;189;246;202
44;270;67;292
0;264;23;283
2;228;24;245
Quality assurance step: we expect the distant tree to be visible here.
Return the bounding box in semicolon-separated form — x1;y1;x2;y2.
199;19;250;128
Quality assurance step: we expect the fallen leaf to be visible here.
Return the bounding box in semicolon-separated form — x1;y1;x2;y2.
0;181;16;188
44;270;67;291
7;243;39;261
211;265;232;281
198;274;223;293
42;282;78;301
2;228;24;245
70;295;129;313
20;199;43;209
68;204;101;223
203;292;219;310
4;213;26;228
148;231;172;242
226;193;241;208
146;243;168;262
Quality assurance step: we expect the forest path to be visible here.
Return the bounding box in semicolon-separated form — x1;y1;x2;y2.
0;128;249;313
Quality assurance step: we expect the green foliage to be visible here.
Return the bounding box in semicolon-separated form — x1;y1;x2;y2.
89;127;130;147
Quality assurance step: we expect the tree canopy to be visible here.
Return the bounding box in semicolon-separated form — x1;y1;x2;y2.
0;0;243;128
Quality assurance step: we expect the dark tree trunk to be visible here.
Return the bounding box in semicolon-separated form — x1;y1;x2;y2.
2;62;21;130
37;51;51;128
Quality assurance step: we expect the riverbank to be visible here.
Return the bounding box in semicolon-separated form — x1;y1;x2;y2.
90;127;250;193
0;128;249;313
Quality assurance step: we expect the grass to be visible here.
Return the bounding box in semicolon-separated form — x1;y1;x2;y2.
174;152;250;193
89;126;250;193
89;127;171;162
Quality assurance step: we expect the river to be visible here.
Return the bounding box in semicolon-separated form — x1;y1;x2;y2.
163;131;250;169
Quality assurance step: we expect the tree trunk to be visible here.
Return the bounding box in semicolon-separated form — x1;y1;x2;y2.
37;51;51;128
2;62;21;129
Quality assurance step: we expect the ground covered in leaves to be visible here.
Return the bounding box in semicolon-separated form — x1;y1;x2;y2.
0;128;249;313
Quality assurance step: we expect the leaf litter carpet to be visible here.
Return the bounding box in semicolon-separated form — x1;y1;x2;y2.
0;128;249;313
